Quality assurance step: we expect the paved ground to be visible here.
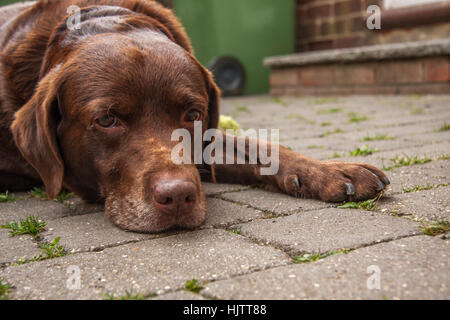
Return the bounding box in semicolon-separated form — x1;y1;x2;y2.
1;95;449;300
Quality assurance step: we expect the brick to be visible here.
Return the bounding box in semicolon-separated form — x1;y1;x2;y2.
299;65;335;86
396;83;450;94
335;64;375;85
283;86;317;96
364;0;382;7
351;15;366;32
335;20;349;34
299;23;317;39
296;7;304;21
350;0;362;12
308;40;335;51
424;57;450;83
313;85;354;95
335;36;365;49
296;0;316;5
376;60;423;84
269;87;286;96
306;4;331;20
335;1;351;16
270;68;300;87
320;22;330;36
352;85;398;94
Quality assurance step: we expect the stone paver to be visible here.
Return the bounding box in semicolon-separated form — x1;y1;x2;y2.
203;198;267;228
220;189;331;215
203;182;251;196
153;290;205;300
41;212;157;253
233;208;421;255
1;94;449;300
378;187;450;222
0;198;77;224
0;229;290;299
0;230;42;266
202;236;449;300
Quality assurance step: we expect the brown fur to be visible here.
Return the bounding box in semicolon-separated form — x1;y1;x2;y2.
0;0;389;232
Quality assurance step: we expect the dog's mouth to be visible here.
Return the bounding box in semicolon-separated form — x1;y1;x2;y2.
103;185;207;233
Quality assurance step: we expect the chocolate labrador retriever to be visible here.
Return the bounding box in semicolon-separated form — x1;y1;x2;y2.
0;0;389;232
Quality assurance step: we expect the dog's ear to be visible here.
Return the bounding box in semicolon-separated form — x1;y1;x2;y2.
204;68;221;129
11;68;64;199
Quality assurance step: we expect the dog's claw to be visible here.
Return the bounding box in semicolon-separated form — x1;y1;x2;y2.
294;177;300;189
345;183;355;195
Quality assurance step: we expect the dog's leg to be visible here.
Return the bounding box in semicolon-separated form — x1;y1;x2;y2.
209;134;389;203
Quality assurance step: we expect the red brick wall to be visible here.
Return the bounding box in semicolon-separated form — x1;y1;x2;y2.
296;0;450;52
269;56;450;95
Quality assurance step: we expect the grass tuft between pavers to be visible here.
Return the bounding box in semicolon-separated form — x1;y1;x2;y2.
293;249;353;264
106;289;148;300
349;145;379;157
0;191;16;203
420;221;450;237
403;183;449;193
321;128;345;137
361;134;395;141
347;112;368;123
317;107;343;115
0;215;46;237
382;155;432;171
29;187;74;204
438;123;450;132
338;193;383;211
12;237;67;266
0;278;13;300
185;279;203;294
272;97;287;107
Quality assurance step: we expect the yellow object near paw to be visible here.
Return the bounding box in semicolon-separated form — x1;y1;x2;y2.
218;115;240;132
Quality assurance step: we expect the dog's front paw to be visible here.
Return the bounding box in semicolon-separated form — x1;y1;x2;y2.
279;159;390;202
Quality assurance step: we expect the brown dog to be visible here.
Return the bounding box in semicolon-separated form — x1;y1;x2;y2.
0;0;389;233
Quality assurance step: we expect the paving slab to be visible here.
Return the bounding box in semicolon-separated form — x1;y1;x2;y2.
202;183;251;196
233;208;421;256
153;290;206;300
59;197;104;215
338;123;436;141
220;189;331;215
0;198;86;224
41;212;157;253
377;187;450;222
0;229;290;299
201;236;449;300
203;198;267;228
0;229;42;266
386;160;449;195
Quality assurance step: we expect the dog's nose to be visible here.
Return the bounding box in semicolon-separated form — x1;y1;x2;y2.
153;180;197;214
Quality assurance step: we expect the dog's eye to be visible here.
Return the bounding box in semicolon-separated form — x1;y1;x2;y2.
184;109;202;122
96;115;117;128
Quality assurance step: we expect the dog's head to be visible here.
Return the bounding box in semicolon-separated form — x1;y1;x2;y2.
11;6;220;232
